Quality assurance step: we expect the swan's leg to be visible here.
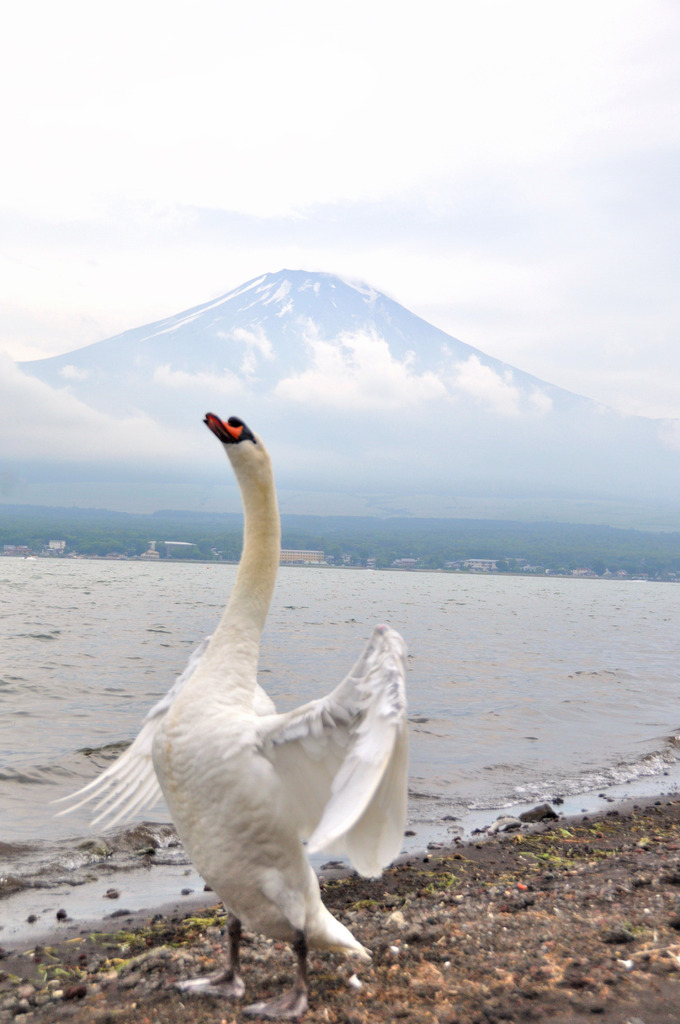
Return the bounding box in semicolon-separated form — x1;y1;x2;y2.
175;914;245;998
243;928;309;1020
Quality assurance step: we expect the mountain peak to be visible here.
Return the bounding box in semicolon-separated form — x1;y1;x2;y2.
214;268;381;320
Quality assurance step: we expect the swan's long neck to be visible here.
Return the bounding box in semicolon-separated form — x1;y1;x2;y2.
225;461;281;637
197;445;280;705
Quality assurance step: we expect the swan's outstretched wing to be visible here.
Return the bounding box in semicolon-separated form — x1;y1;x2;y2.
55;636;213;828
256;624;408;878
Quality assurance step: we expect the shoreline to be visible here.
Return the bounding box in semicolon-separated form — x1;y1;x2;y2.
8;553;678;583
3;792;680;1021
4;769;680;950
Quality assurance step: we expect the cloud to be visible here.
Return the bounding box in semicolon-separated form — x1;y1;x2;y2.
447;356;553;417
0;353;191;463
59;364;89;381
275;325;446;410
152;364;250;397
218;326;274;380
274;328;554;417
528;388;554;417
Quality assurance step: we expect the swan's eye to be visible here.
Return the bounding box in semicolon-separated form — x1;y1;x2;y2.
226;421;243;440
227;418;257;444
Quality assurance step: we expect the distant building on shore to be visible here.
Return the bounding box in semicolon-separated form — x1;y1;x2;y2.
164;541;197;556
280;549;325;564
445;558;498;572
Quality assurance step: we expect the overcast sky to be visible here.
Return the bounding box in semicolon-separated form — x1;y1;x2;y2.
1;0;679;419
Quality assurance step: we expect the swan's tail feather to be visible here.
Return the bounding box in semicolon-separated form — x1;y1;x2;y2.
309;904;372;959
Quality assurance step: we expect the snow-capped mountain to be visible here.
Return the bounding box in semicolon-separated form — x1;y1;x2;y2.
10;270;680;521
19;269;576;416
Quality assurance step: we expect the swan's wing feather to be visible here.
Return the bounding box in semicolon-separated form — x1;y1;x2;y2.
54;636;212;826
54;714;164;826
258;625;408;877
306;641;408;871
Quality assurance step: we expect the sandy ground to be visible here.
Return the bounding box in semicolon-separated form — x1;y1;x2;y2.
3;797;680;1023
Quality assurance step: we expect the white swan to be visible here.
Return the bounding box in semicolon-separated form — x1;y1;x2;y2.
60;413;409;1019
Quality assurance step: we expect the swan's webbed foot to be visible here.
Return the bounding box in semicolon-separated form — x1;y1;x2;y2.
243;986;308;1019
244;928;309;1020
175;968;245;999
174;913;245;1000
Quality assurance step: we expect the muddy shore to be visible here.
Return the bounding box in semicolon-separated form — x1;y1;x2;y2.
3;797;680;1023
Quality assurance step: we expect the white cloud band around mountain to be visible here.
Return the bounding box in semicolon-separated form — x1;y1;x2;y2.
275;326;447;410
218;326;275;380
1;354;192;464
152;327;274;393
59;364;90;381
275;326;553;416
153;364;250;397
448;355;553;417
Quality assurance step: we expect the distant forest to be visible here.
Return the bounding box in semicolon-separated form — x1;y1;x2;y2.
2;504;680;579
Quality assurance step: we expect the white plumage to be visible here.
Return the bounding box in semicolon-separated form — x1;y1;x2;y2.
59;413;408;1019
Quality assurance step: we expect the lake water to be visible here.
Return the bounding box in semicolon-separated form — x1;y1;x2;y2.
2;558;680;916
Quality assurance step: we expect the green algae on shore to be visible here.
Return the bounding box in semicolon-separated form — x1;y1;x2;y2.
3;798;680;1023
